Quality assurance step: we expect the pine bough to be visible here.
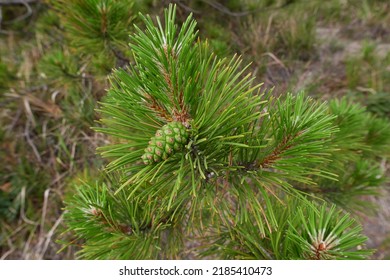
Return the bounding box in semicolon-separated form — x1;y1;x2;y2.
62;5;390;260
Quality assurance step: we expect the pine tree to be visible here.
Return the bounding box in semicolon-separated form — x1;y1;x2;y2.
62;5;390;260
47;0;134;72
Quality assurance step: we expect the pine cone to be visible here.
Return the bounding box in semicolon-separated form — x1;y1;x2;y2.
142;121;189;164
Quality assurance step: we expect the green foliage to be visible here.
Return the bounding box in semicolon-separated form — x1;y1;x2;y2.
200;20;233;57
257;93;337;180
48;0;135;73
0;61;14;91
38;48;97;128
326;97;370;164
238;5;316;74
35;7;62;40
0;135;18;221
366;92;390;119
203;197;371;260
0;156;51;222
38;49;81;88
60;5;390;260
296;98;390;212
287;203;372;260
345;41;390;93
63;177;183;259
277;15;316;60
2;0;388;260
49;0;134;55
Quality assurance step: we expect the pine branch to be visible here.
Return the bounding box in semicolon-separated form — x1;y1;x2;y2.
61;4;386;260
234;92;338;186
259;131;300;168
143;92;172;123
63;175;186;259
287;203;372;260
299;98;390;212
203;196;372;260
47;0;134;72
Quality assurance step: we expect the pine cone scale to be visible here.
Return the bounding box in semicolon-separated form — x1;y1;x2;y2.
142;121;189;164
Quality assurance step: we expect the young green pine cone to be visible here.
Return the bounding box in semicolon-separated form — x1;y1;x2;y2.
142;121;189;164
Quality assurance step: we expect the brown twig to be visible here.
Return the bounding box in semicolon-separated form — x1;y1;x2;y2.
110;46;130;67
260;134;294;168
161;44;190;125
239;131;302;172
144;92;172;122
91;208;133;235
314;242;327;260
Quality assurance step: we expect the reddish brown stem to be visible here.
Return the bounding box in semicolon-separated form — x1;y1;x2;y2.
259;131;303;168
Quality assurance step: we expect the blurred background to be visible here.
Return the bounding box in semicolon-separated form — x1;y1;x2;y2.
0;0;389;259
